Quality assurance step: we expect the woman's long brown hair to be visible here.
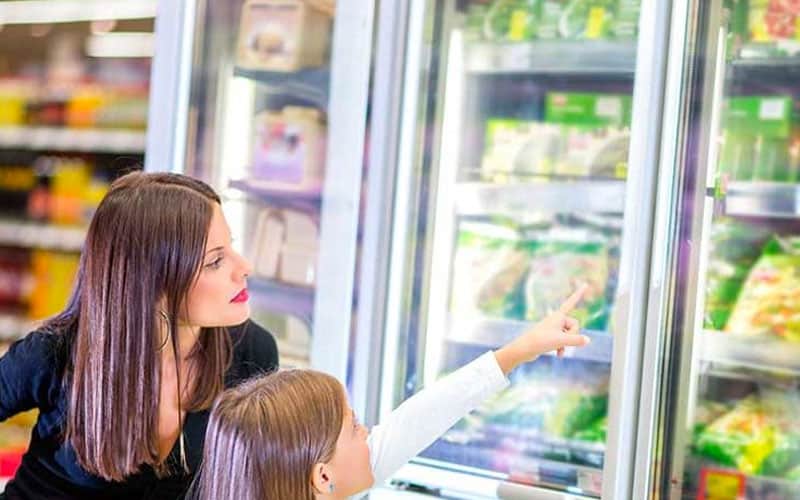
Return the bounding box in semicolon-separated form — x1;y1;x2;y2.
194;370;346;500
48;171;233;481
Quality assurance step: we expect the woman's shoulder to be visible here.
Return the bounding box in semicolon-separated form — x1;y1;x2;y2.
226;320;279;382
4;326;68;367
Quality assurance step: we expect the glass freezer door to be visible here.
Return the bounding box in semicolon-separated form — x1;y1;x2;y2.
147;0;373;376
638;1;800;499
374;0;670;498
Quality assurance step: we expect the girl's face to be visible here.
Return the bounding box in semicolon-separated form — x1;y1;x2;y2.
182;204;253;327
323;404;373;497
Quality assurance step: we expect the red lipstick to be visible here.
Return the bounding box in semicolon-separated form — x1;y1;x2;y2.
230;289;249;303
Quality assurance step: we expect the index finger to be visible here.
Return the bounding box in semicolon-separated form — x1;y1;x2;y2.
558;284;588;314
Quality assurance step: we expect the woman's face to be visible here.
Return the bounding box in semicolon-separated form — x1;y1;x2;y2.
182;204;253;327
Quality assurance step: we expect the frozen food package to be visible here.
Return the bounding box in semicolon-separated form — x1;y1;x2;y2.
725;237;800;341
554;126;629;178
543;390;607;439
251;106;326;191
693;396;778;474
694;392;800;477
481;119;561;180
703;219;772;331
523;227;611;330
236;0;332;72
451;221;529;320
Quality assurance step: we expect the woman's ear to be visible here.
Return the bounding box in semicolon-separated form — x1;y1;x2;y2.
310;462;334;495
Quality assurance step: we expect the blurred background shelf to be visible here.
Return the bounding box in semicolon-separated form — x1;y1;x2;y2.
0;127;146;153
0;220;86;252
0;313;35;341
698;330;800;377
464;41;637;75
454;180;627;216
446;317;613;363
233;66;330;108
722;182;800;219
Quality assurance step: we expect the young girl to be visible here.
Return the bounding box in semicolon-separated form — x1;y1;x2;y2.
0;172;278;499
194;287;590;499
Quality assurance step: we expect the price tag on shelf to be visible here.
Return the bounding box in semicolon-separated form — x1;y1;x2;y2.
795;184;800;216
697;467;746;500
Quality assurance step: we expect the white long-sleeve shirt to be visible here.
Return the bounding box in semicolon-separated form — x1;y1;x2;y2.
361;351;510;496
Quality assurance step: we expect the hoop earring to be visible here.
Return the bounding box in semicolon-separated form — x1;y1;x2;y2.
156;310;171;352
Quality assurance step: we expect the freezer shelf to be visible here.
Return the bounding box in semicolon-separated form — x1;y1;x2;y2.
447;317;613;363
0;127;146;153
454;181;627;216
0;314;35;341
0;219;86;252
229;178;322;212
722;182;800;219
464;41;637;75
248;277;315;323
698;330;800;377
233;66;330;109
421;434;603;496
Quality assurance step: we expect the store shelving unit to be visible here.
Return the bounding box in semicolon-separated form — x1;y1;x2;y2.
0;127;146;154
454;180;627;216
0;219;86;252
0;313;36;342
464;41;637;75
722;182;800;219
698;330;800;376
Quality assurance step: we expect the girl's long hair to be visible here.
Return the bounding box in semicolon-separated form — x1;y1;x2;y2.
49;171;233;480
195;370;346;499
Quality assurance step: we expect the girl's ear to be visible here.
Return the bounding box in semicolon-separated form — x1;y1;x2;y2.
310;462;332;495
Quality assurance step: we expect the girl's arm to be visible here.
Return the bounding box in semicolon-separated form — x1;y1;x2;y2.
367;286;589;487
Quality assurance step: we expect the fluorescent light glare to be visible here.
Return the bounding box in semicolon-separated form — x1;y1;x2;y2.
0;1;157;25
86;32;154;58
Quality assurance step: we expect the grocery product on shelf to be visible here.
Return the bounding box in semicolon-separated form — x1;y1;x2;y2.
251;106;327;191
0;248;32;312
428;358;609;471
748;0;800;44
481;119;560;180
236;0;333;72
523;227;611;330
719;96;798;183
251;206;319;287
725;237;800;341
693;392;800;478
703;219;772;331
451;221;528;321
474;0;629;41
450;219;614;330
545;92;632;129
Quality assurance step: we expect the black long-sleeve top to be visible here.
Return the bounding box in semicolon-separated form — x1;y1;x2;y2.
0;320;278;499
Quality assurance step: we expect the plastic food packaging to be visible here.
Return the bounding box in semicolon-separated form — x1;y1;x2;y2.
236;0;332;72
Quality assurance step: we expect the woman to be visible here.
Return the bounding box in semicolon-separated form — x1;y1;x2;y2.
194;288;590;499
0;172;278;499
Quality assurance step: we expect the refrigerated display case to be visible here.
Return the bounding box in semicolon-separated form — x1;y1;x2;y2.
634;1;800;499
146;0;374;375
353;0;673;498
